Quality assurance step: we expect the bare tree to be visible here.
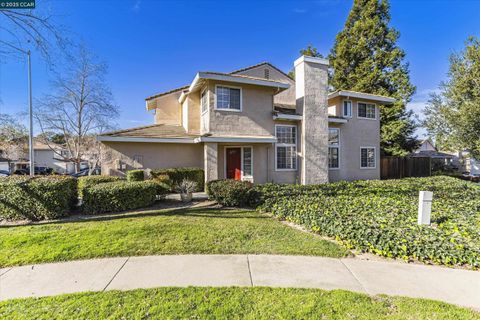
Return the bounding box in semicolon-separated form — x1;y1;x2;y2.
0;2;68;63
0;114;27;168
36;45;119;172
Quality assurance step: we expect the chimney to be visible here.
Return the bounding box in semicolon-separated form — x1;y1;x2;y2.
294;55;330;185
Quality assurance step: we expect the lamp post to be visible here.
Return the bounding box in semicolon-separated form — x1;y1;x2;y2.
1;41;34;176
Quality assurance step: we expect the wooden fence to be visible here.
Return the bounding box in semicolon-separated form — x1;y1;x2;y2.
380;157;431;180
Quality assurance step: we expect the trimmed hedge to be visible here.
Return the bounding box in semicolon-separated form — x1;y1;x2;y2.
0;176;77;221
127;170;144;182
255;176;480;268
206;179;254;207
152;168;204;191
77;175;122;198
82;180;166;214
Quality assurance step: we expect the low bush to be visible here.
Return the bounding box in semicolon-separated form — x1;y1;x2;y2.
151;168;204;191
206;179;254;207
152;174;172;189
82;180;162;214
255;176;480;268
77;175;122;198
126;170;145;182
0;176;77;221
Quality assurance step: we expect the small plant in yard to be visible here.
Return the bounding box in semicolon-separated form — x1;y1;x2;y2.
175;179;198;203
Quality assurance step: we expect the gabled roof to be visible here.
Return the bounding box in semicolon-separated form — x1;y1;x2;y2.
145;61;291;101
100;124;198;139
230;61;294;81
328;90;396;104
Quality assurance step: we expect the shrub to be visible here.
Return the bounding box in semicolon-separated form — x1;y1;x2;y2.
82;180;160;214
206;179;254;207
256;176;480;268
0;176;77;221
153;174;172;188
77;175;122;198
127;170;145;182
151;168;204;191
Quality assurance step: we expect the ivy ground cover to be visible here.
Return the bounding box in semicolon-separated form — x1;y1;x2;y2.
256;176;480;268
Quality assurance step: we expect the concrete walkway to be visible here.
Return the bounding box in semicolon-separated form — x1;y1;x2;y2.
1;255;479;309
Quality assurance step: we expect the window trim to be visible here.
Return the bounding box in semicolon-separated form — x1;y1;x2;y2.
342;100;353;118
357;101;377;120
223;146;254;181
274;124;298;172
214;84;243;112
328;128;340;170
360;146;377;169
200;87;209;115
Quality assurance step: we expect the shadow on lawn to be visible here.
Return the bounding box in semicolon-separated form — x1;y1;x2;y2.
0;205;266;229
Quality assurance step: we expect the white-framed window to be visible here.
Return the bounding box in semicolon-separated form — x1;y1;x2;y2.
360;147;376;169
358;102;376;119
328;128;340;169
342;100;352;118
242;147;253;178
201;88;208;113
275;125;297;171
133;155;144;168
215;85;242;111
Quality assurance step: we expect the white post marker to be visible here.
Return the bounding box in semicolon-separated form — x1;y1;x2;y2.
418;191;433;225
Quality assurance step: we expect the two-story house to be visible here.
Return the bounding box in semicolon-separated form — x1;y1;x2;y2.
98;55;395;185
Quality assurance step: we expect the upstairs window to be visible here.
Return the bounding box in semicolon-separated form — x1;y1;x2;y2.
216;86;241;111
358;102;376;119
328;128;340;169
342;100;352;118
201;89;208;113
360;147;376;169
275;125;297;170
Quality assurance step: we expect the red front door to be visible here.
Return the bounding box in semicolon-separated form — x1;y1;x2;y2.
226;148;242;180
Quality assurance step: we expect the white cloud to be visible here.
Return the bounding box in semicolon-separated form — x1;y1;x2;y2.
293;8;307;14
132;0;141;12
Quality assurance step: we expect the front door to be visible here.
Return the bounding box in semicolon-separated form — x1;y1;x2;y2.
226;147;242;180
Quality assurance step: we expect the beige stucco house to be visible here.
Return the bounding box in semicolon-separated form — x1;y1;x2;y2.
98;56;395;185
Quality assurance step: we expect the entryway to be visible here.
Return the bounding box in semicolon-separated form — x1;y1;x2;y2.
225;147;242;180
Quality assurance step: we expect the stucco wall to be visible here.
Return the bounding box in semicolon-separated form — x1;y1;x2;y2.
328;97;381;181
206;81;277;137
152;91;183;125
234;64;296;106
101;141;203;176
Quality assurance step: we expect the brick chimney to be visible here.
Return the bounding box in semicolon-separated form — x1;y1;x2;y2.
294;55;329;185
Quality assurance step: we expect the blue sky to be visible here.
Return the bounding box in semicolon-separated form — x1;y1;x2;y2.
1;0;479;137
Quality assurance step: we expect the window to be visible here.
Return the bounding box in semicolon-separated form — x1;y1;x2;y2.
216;86;241;111
133;155;144;168
328;128;340;169
201;89;208;113
358;102;376;119
276;125;297;170
360;147;376;168
343;100;352;118
243;147;252;178
264;68;270;79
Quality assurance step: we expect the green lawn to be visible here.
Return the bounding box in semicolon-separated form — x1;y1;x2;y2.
0;208;348;267
1;287;478;319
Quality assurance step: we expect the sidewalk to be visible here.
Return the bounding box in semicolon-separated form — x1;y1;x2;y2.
1;255;479;309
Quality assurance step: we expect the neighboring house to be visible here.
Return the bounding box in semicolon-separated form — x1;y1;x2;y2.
409;139;461;172
98;56;395;184
4;140;87;174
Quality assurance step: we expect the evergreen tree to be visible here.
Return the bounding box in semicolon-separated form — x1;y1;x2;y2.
329;0;417;156
288;45;325;78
